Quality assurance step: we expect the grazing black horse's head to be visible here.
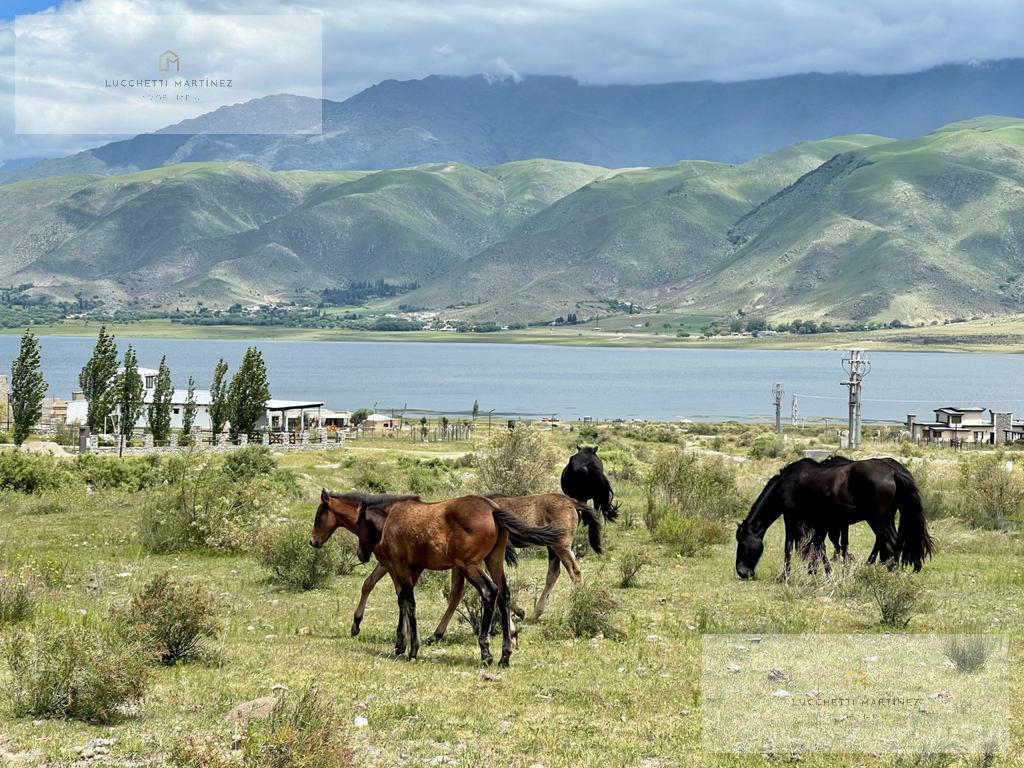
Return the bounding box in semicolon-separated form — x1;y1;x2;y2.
735;521;764;580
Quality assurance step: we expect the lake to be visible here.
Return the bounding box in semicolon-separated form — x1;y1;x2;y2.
0;335;1021;423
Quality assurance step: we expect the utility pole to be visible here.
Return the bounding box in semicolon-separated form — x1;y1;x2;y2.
772;383;784;433
791;395;798;427
841;350;870;449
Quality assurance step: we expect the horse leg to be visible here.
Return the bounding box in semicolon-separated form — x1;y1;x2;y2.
427;570;464;643
352;562;388;637
840;526;850;561
463;564;498;666
403;579;420;662
484;542;514;668
531;548;563;621
392;578;408;657
828;528;841;561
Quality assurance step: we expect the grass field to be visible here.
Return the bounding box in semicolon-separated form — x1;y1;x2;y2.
0;423;1021;767
9;313;1024;353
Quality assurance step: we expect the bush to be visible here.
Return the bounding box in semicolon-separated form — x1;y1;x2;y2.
0;449;79;493
748;432;784;459
557;581;622;640
855;565;925;628
957;455;1024;530
224;446;301;497
74;453;162;491
944;635;997;673
259;526;341;591
650;508;729;557
348;456;394;494
618;550;648;588
114;572;219;665
2;618;149;722
645;450;745;520
477;424;556;496
241;684;354;768
0;574;34;624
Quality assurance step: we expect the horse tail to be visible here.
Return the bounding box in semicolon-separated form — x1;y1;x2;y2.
575;501;603;555
488;504;564;549
504;541;519;567
893;464;934;571
594;473;620;522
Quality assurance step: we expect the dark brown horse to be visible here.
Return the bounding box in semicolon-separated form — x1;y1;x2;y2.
735;457;933;580
310;490;563;666
347;493;601;638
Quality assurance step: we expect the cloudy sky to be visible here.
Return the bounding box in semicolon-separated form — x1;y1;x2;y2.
2;0;1023;160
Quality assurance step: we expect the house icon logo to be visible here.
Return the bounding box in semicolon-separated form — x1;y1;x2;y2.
158;50;180;72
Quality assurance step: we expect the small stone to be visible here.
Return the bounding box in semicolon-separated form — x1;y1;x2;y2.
767;668;787;682
726;663;741;674
771;689;791;698
296;626;312;636
480;671;502;682
271;684;288;694
354;715;369;728
225;696;277;726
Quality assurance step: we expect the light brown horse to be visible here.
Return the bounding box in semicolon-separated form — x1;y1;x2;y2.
310;490;563;666
346;493;601;640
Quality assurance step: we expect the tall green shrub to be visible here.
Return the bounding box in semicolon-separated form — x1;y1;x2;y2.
147;356;174;444
10;329;46;446
79;326;118;432
228;347;270;441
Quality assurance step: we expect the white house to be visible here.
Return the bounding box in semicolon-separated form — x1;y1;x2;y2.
907;407;1024;444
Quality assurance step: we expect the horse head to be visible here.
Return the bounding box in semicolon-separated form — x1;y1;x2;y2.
310;489;341;548
734;520;764;580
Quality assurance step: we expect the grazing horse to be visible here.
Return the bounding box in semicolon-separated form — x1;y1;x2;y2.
735;458;933;580
561;446;619;522
343;493;601;640
310;490;563;666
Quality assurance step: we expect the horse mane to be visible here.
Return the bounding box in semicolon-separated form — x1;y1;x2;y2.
328;491;421;507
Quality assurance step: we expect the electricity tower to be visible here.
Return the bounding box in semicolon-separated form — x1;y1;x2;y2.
772;382;784;433
841;350;870;449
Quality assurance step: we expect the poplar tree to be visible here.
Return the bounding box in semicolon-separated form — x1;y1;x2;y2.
228;347;270;441
209;359;229;444
10;329;46;447
79;326;118;432
181;376;197;445
147;356;174;444
113;345;144;457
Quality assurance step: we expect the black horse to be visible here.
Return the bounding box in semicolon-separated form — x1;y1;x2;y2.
561;445;619;522
735;457;933;580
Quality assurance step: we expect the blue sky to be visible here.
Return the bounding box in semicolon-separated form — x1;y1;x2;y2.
2;1;58;20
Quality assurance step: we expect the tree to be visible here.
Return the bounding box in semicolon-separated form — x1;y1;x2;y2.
147;356;174;444
477;424;556;496
10;329;46;446
227;347;270;441
79;326;118;432
209;359;229;443
351;408;371;428
181;376;197;445
472;400;480;421
113;345;144;457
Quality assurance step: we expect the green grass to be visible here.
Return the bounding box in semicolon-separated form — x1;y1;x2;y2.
0;429;1022;765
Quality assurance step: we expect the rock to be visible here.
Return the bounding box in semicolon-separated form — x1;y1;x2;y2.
771;689;791;698
296;626;312;636
271;684;288;694
480;671;502;682
225;696;278;726
726;663;741;674
767;668;787;682
354;715;369;728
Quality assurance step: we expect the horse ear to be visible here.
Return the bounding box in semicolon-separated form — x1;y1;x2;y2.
320;488;329;503
576;444;581;451
356;500;367;520
592;445;599;453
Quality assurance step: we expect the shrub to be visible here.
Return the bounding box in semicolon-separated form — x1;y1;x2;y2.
944;635;997;673
477;424;556;496
957;455;1024;530
74;452;162;491
259;526;341;591
748;432;784;459
652;510;729;557
241;684;354;768
349;456;393;494
224;445;277;481
557;581;622;640
618;550;648;588
645;450;745;520
113;572;219;665
2;618;149;722
855;565;925;628
0;449;79;493
169;733;238;768
0;574;34;624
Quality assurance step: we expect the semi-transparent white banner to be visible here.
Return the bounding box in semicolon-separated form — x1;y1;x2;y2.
702;634;1009;755
14;14;323;135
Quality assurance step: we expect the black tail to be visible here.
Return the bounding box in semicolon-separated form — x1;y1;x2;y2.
893;464;934;571
575;502;604;555
489;505;564;549
504;542;519;567
594;474;620;522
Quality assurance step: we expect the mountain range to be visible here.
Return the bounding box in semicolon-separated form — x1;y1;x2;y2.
6;60;1024;183
4;115;1024;324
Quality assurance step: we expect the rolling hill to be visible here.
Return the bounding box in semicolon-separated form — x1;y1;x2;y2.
7;60;1024;183
5;118;1024;325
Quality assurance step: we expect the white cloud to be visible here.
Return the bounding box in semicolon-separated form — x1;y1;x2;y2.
3;0;1024;158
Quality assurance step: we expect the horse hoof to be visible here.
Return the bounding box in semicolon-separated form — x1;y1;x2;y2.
498;657;511;668
350;624;361;637
393;648;406;657
423;633;442;645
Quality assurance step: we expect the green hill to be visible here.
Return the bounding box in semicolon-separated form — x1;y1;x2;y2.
5;119;1024;325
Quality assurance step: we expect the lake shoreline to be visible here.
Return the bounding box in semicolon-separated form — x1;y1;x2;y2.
4;318;1024;354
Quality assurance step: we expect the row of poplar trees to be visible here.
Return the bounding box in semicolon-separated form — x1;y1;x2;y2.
74;327;271;454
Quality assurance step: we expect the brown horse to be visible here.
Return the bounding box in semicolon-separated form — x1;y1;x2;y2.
346;493;601;640
310;490;563;666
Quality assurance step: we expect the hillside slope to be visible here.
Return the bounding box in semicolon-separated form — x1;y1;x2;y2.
6;60;1024;183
